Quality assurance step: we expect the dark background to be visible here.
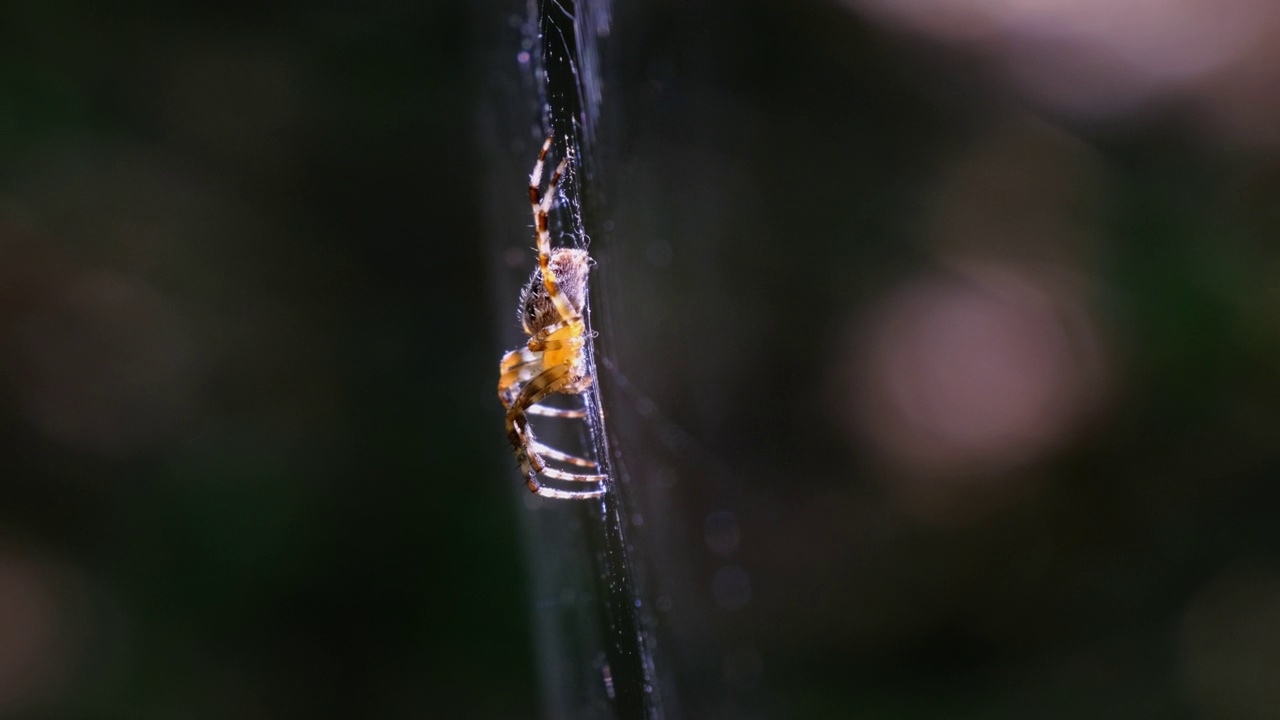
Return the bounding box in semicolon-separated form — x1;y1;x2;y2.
4;0;1280;718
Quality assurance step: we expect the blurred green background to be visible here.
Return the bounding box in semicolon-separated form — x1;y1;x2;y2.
5;0;1280;718
1;1;534;718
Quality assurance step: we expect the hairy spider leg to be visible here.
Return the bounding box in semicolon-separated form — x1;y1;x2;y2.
499;319;576;374
506;364;569;476
499;347;597;463
500;378;593;462
529;320;587;371
497;355;568;406
506;365;606;498
530;441;598;468
528;482;605;501
528;142;579;325
527;405;587;419
498;348;542;405
499;321;590;401
528;136;553;204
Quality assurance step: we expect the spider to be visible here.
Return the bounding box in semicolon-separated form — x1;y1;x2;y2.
498;137;606;500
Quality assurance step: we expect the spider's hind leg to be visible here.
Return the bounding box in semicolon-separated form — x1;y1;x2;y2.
506;365;607;499
531;440;598;469
506;366;592;474
528;481;606;500
527;404;587;419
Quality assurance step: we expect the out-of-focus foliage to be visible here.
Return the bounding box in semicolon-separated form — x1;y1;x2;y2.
593;1;1280;717
0;2;535;718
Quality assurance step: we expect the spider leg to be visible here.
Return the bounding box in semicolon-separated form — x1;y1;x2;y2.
527;405;586;418
505;364;570;481
500;328;582;375
502;360;586;415
506;365;607;497
530;145;579;325
530;440;598;468
537;153;566;218
499;320;587;406
530;483;605;500
500;344;537;375
527;336;583;356
499;360;543;402
527;136;553;207
502;366;589;412
498;343;549;407
500;357;589;406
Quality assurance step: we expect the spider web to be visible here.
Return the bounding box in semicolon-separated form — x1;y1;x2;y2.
480;1;667;718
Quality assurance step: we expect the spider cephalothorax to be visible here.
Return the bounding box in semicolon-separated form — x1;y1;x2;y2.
497;138;605;500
